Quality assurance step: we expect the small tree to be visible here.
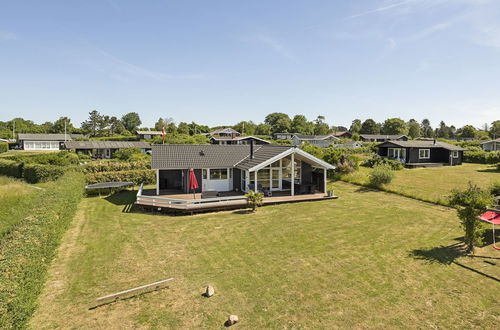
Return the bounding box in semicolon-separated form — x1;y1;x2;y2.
368;165;394;187
245;190;263;212
449;183;493;254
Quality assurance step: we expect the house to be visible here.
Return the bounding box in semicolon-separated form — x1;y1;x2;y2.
292;134;340;147
64;141;151;159
17;133;85;151
151;144;335;196
136;130;163;139
360;134;408;142
210;135;270;145
333;141;362;148
377;140;466;167
332;131;352;139
273;132;296;140
209;128;240;138
480;139;500;152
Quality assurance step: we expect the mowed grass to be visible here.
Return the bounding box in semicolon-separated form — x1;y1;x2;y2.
0;176;38;237
31;182;500;329
342;163;499;204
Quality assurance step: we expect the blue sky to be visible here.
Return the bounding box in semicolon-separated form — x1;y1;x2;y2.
0;0;499;128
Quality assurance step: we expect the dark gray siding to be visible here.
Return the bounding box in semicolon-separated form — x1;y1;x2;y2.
181;169;202;193
233;168;242;191
159;170;183;190
301;162;312;184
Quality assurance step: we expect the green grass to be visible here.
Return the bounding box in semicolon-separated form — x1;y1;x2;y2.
31;182;499;328
342;163;499;205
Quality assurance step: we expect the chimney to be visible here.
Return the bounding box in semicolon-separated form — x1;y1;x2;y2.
250;140;254;159
433;139;437;145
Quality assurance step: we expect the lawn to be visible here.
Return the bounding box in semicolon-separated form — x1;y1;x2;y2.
31;182;499;329
342;163;499;205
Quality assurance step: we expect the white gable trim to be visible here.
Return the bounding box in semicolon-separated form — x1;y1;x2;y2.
247;147;336;172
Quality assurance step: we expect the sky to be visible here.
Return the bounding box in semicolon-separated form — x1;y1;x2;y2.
0;0;499;129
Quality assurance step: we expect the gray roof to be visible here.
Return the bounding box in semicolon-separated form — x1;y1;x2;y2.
480;138;500;144
360;134;407;139
378;141;466;151
334;141;362;148
17;133;84;141
210;135;270;143
151;144;293;170
64;141;151;149
210;128;240;135
294;134;339;141
136;130;163;135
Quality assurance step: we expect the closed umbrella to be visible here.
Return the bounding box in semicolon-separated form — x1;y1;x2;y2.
188;168;199;198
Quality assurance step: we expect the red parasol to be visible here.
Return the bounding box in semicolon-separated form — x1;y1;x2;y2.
188;168;199;198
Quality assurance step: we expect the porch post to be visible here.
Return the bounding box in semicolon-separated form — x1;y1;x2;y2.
254;170;258;191
323;168;327;194
291;153;295;196
156;169;160;195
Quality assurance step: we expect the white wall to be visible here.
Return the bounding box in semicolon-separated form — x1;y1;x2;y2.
23;141;61;151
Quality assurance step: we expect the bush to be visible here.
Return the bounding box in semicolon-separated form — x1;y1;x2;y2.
83;159;150;173
497;163;500;171
0;142;7;153
1;151;80;166
369;165;395;187
335;154;359;174
113;148;142;161
85;169;155;185
0;159;23;178
23;163;67;183
0;172;85;328
364;155;404;170
463;150;500;164
490;181;500;197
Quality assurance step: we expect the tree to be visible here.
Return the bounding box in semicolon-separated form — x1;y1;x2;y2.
437;121;450;139
314;116;330;135
109;116;127;135
360;119;380;134
121;112;141;132
264;112;291;134
81;110;103;137
291;115;312;134
489;120;500;139
349;119;361;134
233;121;256;135
421;119;433;138
407;119;420;139
245;190;263;212
50;117;74;134
382;118;408;135
255;123;272;136
177;122;190;135
459;125;477;139
154;118;165;131
449;183;492;253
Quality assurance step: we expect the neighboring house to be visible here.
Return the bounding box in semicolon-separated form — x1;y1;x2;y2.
209;128;240;138
377;140;466;167
136;130;163;139
333;141;362;148
480;139;500;152
332;131;352;139
151;144;335;196
17;133;84;151
292;134;340;147
64;141;151;159
273;132;296;140
210;135;270;145
360;134;409;142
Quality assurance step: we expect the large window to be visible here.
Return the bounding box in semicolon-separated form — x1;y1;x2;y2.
210;169;228;180
419;149;430;159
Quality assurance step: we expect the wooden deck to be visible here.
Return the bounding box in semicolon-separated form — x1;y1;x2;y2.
136;187;337;214
405;162;446;168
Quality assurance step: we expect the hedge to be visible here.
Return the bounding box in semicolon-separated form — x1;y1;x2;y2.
0;159;23;178
23;163;67;184
0;172;85;329
0;142;8;153
85;169;155;185
83;160;150;173
463;150;500;164
1;151;80;166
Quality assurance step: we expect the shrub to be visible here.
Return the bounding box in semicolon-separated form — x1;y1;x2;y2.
23;163;67;183
1;151;80;166
85;169;155;185
369;165;395;187
490;181;500;197
335;154;359;174
83;159;150;173
497;163;500;172
0;142;8;153
463;150;500;164
364;155;404;170
0;159;23;178
245;190;264;212
0;172;85;329
113;148;142;161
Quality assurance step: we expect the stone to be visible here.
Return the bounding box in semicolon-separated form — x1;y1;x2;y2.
226;315;239;326
204;285;214;297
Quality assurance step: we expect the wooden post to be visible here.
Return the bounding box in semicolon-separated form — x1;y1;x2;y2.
156;169;160;195
323;167;327;194
291;153;295;196
254;170;258;191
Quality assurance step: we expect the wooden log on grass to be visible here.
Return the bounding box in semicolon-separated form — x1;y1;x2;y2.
89;278;174;309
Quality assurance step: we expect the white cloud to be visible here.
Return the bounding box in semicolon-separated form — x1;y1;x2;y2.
252;34;296;60
348;0;423;19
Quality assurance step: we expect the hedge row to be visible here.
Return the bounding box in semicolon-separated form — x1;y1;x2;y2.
0;172;85;329
85;169;155;185
0;160;72;183
464;150;500;164
0;159;23;178
83;159;150;173
0;142;7;153
1;151;80;166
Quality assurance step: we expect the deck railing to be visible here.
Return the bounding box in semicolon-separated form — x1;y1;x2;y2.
135;183;248;209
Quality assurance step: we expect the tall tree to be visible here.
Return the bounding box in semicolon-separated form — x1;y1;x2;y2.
121;112;141;132
233;121;256;135
407;119;420;139
50;117;73;134
420;119;433;138
177;122;190;135
459;125;477;138
81;110;103;137
154;118;165;131
382;118;408;135
291;115;312;134
264;112;292;134
437;121;450;139
360;119;380;134
349;119;361;134
314;116;330;135
255;123;272;136
489;120;500;139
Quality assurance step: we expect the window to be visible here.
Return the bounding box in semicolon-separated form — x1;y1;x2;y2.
419;149;430;159
452;151;459;158
210;169;228;180
202;169;208;179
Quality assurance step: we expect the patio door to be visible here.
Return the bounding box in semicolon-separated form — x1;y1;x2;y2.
271;168;281;191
